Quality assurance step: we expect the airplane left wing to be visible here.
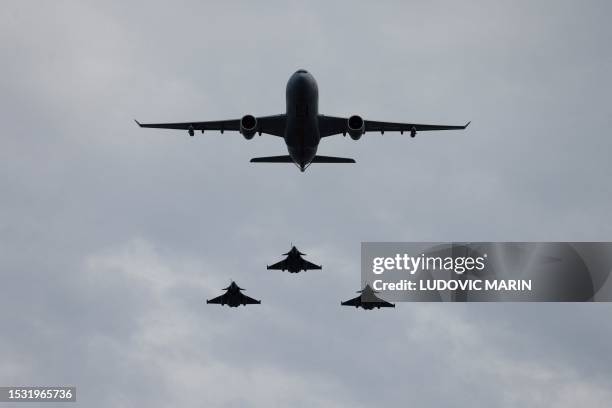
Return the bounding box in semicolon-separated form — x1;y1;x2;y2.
319;115;469;137
341;295;362;307
206;294;225;304
267;260;287;270
135;114;286;137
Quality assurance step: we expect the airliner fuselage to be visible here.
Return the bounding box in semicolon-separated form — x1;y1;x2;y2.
284;69;320;168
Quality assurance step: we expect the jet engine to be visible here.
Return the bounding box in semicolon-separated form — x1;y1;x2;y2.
347;115;365;140
240;115;258;139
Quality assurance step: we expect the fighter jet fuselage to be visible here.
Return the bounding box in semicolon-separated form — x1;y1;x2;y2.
219;293;250;308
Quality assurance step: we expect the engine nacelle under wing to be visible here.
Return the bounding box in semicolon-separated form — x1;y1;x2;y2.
240;115;258;139
347;115;365;140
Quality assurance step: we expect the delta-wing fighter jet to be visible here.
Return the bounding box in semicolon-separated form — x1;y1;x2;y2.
206;281;261;307
341;284;395;310
136;69;470;172
267;245;322;273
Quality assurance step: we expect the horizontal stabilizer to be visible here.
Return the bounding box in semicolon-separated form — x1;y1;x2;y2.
250;155;293;163
311;155;355;163
312;156;355;163
250;155;355;165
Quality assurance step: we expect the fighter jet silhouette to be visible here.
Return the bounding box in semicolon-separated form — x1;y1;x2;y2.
267;245;322;273
341;284;395;310
206;281;261;307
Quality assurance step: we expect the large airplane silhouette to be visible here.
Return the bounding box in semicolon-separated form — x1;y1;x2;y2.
341;284;395;310
206;281;261;307
267;245;322;273
136;69;470;172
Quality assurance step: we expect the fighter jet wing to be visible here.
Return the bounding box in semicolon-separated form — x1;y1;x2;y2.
341;295;362;307
303;260;322;270
368;299;395;308
267;260;288;270
239;293;261;304
319;115;469;137
135;114;286;137
362;291;396;308
341;295;395;308
206;294;226;304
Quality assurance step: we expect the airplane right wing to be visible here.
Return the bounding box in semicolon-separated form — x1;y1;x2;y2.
240;293;261;304
303;260;322;270
363;292;395;308
319;115;469;137
136;114;286;137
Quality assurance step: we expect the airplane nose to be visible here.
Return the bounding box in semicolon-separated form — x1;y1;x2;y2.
295;69;308;74
288;73;312;93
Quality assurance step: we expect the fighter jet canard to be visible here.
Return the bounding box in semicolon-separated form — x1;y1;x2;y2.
341;284;395;310
136;69;470;172
206;281;261;308
267;245;322;273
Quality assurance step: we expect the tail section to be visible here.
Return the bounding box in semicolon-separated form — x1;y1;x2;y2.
310;155;355;163
250;155;293;163
250;155;355;164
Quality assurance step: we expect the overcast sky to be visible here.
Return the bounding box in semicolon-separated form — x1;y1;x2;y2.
1;0;612;407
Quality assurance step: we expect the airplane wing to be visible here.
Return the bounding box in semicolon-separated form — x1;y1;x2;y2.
267;260;288;270
342;295;395;308
135;114;286;137
206;294;226;304
341;295;362;307
369;299;395;308
239;293;261;304
363;292;396;308
303;260;322;270
318;115;469;137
